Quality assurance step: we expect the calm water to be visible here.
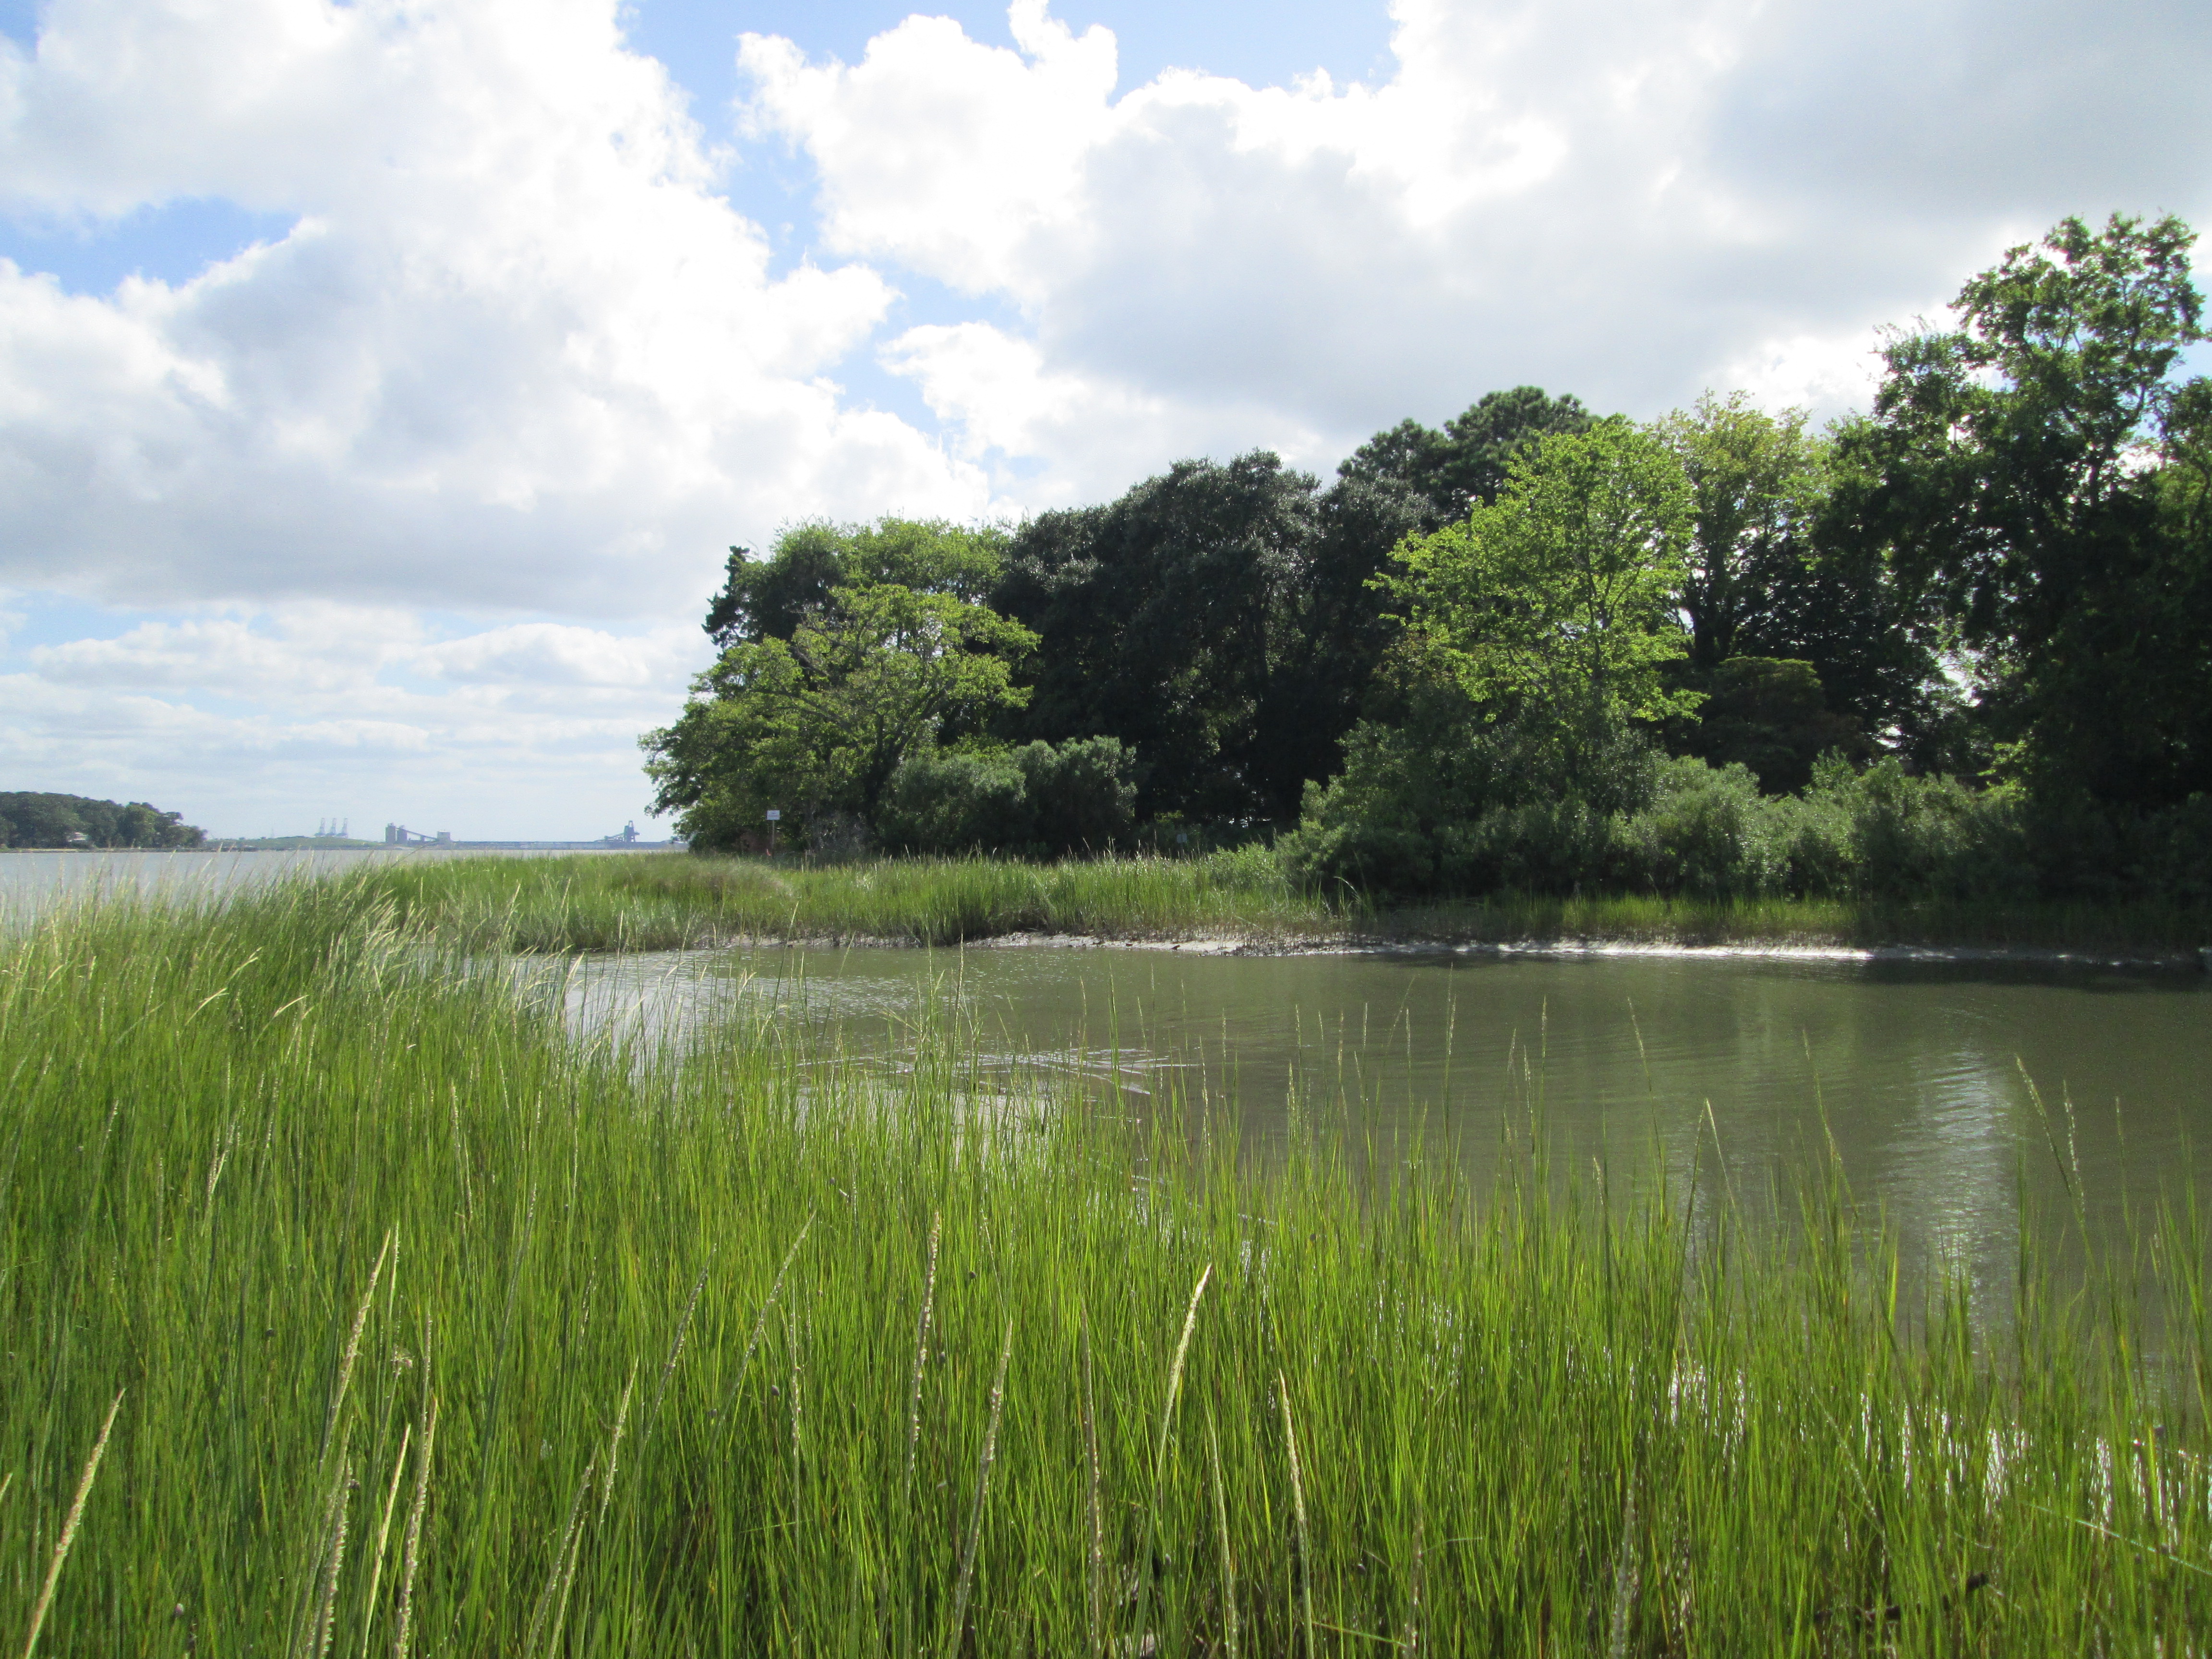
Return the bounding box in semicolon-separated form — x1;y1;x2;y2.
566;942;2212;1309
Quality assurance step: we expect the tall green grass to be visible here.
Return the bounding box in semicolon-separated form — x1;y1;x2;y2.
346;850;2207;956
3;884;2210;1653
350;847;1319;951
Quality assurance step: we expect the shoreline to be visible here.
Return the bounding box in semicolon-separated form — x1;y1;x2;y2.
675;926;2212;971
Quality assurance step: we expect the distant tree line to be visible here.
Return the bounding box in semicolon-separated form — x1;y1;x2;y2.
0;792;206;849
644;214;2212;903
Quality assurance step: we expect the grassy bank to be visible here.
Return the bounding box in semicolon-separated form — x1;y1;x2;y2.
352;847;1319;952
3;885;2210;1651
349;850;2209;956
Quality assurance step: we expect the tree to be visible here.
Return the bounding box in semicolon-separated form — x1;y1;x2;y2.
703;518;1009;649
1336;386;1594;531
987;397;1602;825
1652;392;1828;676
995;452;1324;821
1654;390;1946;767
1829;212;2212;804
0;792;204;848
643;583;1036;851
1384;420;1700;755
1682;657;1867;794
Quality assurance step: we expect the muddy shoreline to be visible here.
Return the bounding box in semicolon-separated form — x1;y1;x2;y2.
706;927;2212;971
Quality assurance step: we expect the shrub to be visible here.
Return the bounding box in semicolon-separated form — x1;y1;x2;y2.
1619;759;1794;898
876;738;1140;857
1282;717;1663;897
875;752;1031;854
1015;737;1138;854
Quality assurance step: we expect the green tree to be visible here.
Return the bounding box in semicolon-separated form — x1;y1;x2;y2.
1683;656;1867;793
995;452;1325;821
1337;385;1594;531
1653;392;1829;675
704;518;1009;648
1653;390;1950;771
0;793;204;848
643;584;1036;851
1829;211;2212;804
1385;420;1701;752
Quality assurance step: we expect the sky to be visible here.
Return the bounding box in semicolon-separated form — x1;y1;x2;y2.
1;0;2207;840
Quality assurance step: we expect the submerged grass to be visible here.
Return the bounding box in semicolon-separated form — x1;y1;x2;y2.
348;849;2207;956
3;881;2212;1653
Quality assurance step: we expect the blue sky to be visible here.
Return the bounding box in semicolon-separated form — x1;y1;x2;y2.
2;0;2207;837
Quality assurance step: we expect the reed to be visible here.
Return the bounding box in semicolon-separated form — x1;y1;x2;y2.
337;849;2207;956
16;1388;122;1659
345;847;1318;952
1;883;2209;1653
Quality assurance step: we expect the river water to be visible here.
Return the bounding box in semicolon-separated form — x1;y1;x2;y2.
563;941;2212;1312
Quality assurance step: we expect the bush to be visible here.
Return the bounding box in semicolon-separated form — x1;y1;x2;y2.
1016;737;1138;854
876;752;1032;854
1284;724;2197;906
1619;759;1794;898
1282;715;1664;897
876;738;1139;856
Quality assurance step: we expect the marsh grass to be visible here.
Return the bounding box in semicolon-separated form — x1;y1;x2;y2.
342;850;2206;957
3;882;2211;1653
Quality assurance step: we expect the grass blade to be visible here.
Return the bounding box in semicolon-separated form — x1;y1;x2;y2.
1207;1407;1237;1659
18;1387;123;1659
355;1424;412;1659
941;1316;1014;1659
323;1229;395;1462
1278;1372;1314;1659
904;1210;944;1507
391;1396;438;1659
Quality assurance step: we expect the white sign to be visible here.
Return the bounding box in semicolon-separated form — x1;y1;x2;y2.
765;809;781;821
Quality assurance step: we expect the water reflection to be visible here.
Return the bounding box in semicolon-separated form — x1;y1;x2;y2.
557;942;2211;1311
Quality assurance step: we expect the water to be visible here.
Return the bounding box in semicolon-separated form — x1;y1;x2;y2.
567;942;2212;1312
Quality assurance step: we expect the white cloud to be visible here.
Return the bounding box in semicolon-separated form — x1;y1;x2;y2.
745;0;2212;466
0;0;990;617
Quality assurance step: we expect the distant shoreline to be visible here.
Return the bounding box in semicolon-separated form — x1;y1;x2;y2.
0;841;680;853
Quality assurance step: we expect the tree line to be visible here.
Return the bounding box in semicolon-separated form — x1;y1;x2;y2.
0;792;206;849
644;214;2212;902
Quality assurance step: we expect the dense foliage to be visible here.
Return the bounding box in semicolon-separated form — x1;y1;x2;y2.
0;790;204;849
643;573;1036;851
647;214;2209;904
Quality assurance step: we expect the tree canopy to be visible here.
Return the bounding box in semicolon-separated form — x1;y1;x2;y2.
0;793;205;849
647;532;1036;850
995;451;1329;821
1829;212;2211;804
650;216;2212;903
1384;420;1701;743
1336;385;1595;532
703;518;1009;649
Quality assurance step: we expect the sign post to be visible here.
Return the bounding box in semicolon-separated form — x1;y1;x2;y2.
765;808;781;857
